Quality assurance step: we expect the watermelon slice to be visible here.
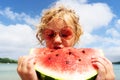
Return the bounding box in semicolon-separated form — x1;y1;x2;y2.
30;47;103;80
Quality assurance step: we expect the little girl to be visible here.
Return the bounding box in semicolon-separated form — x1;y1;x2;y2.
17;5;115;80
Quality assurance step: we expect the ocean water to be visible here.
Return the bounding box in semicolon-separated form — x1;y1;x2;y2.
113;64;120;80
0;64;20;80
0;63;119;80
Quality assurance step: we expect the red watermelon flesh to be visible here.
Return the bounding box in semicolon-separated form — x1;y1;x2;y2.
30;47;103;80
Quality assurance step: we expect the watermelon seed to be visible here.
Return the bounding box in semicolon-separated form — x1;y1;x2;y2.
55;54;59;56
82;50;85;53
48;57;51;60
66;61;69;64
68;51;72;55
50;50;54;52
43;52;46;54
78;59;81;61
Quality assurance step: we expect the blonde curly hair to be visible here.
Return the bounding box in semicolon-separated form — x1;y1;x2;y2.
36;6;83;45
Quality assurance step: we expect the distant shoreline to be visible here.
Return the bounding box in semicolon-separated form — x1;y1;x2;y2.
0;57;17;63
112;62;120;64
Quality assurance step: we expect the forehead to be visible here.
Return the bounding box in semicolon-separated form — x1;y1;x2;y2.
45;17;75;31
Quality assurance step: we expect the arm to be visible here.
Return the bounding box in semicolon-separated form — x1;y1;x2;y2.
91;56;115;80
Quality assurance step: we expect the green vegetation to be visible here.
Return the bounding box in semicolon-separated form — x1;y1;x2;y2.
112;61;120;64
0;57;17;63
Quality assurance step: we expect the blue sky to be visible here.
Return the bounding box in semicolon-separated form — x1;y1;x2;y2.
0;0;120;62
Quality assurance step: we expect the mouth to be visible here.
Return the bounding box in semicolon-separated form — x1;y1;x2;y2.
54;46;62;49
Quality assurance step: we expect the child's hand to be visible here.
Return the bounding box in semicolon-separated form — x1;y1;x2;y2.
17;56;38;80
91;56;115;80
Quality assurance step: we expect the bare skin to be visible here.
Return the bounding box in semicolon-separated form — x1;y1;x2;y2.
92;56;115;80
17;18;115;80
17;56;38;80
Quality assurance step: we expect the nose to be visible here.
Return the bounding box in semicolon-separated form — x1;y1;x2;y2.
54;34;62;44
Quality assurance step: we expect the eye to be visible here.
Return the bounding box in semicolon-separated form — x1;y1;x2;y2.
43;29;55;39
60;28;73;39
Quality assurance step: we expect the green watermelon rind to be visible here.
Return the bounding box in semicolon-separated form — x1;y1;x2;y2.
36;70;97;80
35;64;97;80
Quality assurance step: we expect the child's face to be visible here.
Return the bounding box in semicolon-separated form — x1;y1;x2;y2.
42;18;76;49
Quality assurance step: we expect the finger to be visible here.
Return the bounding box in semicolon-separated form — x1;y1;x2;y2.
26;59;38;80
92;61;106;80
22;56;37;80
93;56;114;75
91;56;107;73
17;56;25;66
17;56;26;79
26;56;36;70
101;56;113;70
20;56;35;72
101;57;115;80
17;56;26;72
17;56;28;79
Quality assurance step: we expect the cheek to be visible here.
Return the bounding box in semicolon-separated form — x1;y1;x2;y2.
62;38;75;47
45;40;54;48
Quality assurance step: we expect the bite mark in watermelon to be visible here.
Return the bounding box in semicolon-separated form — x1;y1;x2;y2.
30;47;103;80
